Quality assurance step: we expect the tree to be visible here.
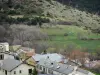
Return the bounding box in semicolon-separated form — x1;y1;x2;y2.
22;0;43;15
38;21;42;28
0;25;7;42
9;25;48;46
32;67;38;75
43;50;47;54
34;42;49;53
7;0;13;8
0;25;6;37
69;50;89;66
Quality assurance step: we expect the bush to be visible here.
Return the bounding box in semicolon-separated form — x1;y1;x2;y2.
16;17;29;23
7;10;20;15
6;17;16;24
90;67;100;74
47;12;53;18
9;25;48;47
77;33;88;40
64;33;68;36
14;4;24;9
27;17;50;26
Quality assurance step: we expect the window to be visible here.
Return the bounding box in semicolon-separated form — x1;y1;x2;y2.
19;70;22;73
28;69;32;74
3;69;4;72
5;70;7;75
0;54;4;60
43;67;45;73
48;69;53;74
36;65;39;68
14;71;16;74
40;65;42;70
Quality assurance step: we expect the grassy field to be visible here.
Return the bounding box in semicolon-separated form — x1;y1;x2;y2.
41;25;100;52
96;74;100;75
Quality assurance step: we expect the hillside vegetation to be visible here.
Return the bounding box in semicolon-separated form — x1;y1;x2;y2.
0;0;100;32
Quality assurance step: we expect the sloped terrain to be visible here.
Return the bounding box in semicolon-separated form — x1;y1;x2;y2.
0;0;100;30
40;0;100;30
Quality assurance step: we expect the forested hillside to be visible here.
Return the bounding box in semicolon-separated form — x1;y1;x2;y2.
0;0;100;42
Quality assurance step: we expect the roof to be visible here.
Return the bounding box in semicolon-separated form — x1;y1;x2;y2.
26;51;35;57
32;53;65;62
17;47;35;59
38;58;94;75
26;57;36;66
0;51;15;56
21;47;35;52
38;74;53;75
38;58;74;75
0;42;9;45
0;58;22;72
77;68;89;74
9;45;21;52
51;63;74;74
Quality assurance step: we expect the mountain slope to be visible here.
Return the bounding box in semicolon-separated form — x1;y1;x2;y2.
38;0;100;30
0;0;100;31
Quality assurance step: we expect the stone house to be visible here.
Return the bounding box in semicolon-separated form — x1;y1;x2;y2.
37;57;95;75
0;58;34;75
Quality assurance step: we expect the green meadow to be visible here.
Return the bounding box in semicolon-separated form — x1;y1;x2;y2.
41;25;100;52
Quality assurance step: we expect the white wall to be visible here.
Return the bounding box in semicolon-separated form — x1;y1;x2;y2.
0;43;9;52
4;54;14;59
69;70;95;75
88;72;95;75
11;64;34;75
0;64;34;75
4;43;9;52
53;71;62;75
0;69;11;75
69;71;87;75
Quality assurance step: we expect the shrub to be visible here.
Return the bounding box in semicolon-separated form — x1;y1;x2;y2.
6;17;16;24
47;12;53;18
14;4;24;9
64;33;68;36
7;10;20;15
16;17;29;23
10;25;48;47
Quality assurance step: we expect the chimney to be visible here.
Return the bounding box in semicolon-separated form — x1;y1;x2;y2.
47;56;49;59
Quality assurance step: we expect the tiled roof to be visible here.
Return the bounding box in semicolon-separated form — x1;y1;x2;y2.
26;51;35;57
21;47;35;52
77;68;89;74
38;58;94;75
38;74;53;75
32;53;65;62
26;57;36;66
38;58;74;75
0;58;22;72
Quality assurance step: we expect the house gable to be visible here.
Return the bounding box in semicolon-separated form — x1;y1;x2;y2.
11;64;34;75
